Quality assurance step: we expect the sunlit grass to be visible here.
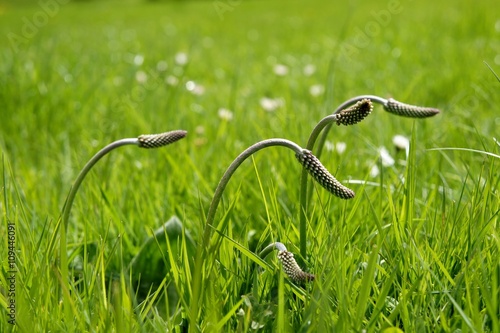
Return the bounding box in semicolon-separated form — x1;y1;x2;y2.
0;0;499;331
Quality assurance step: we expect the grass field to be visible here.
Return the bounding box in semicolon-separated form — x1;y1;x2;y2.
0;0;499;331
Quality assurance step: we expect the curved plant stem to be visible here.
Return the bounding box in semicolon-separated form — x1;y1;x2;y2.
61;138;138;231
190;138;303;330
298;94;440;258
298;95;386;258
258;242;287;258
57;130;186;323
59;138;138;322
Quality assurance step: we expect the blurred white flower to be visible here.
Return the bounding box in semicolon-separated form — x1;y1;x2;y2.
175;52;188;66
133;54;144;66
218;108;233;121
259;97;284;112
393;134;410;159
135;70;148;84
185;80;205;95
195;125;205;135
303;64;316;76
379;147;395;167
325;140;334;152
165;75;178;86
309;84;324;97
393;135;409;151
370;164;380;178
336;142;346;154
273;64;289;76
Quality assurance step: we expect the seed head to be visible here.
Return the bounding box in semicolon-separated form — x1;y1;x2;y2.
296;150;355;199
138;130;187;149
277;250;315;283
383;98;440;118
336;98;373;126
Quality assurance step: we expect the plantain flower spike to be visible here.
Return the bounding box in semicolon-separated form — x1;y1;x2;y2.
336;98;373;126
138;130;187;148
277;250;315;283
383;98;440;118
296;149;355;199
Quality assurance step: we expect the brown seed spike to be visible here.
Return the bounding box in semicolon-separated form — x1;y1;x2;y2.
277;250;315;283
383;98;440;118
336;98;373;126
296;149;355;199
138;130;187;149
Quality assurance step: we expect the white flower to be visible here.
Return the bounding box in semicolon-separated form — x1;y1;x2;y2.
273;64;289;76
175;52;188;66
133;54;144;66
218;108;233;121
195;125;205;135
393;135;409;151
379;146;395;167
303;64;316;76
336;142;346;154
185;80;205;95
325;140;334;152
165;75;178;86
370;164;380;178
309;84;324;97
135;70;148;84
259;97;284;112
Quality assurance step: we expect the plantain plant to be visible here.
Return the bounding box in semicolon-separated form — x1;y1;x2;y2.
55;130;187;320
298;96;440;257
188;135;358;328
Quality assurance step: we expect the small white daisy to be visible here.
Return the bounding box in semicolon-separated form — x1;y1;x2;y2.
133;54;144;66
309;84;324;97
185;80;205;95
135;70;147;84
336;142;347;154
303;64;316;76
165;75;178;86
273;64;289;76
218;108;233;121
259;97;284;112
325;140;334;152
370;164;380;178
175;52;188;66
379;147;395;167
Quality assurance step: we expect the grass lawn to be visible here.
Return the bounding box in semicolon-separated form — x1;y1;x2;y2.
0;0;499;331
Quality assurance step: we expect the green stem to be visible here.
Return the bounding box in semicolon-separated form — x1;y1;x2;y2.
58;130;186;326
59;138;138;322
189;138;303;330
299;95;387;258
61;138;139;231
259;242;287;259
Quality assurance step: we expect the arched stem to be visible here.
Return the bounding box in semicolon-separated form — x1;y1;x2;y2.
56;130;186;323
259;242;287;258
298;95;387;257
61;138;139;231
189;138;303;330
58;138;139;321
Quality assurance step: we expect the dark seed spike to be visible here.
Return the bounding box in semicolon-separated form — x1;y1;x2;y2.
277;250;315;283
138;130;187;149
383;98;440;118
296;150;355;199
336;98;373;126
